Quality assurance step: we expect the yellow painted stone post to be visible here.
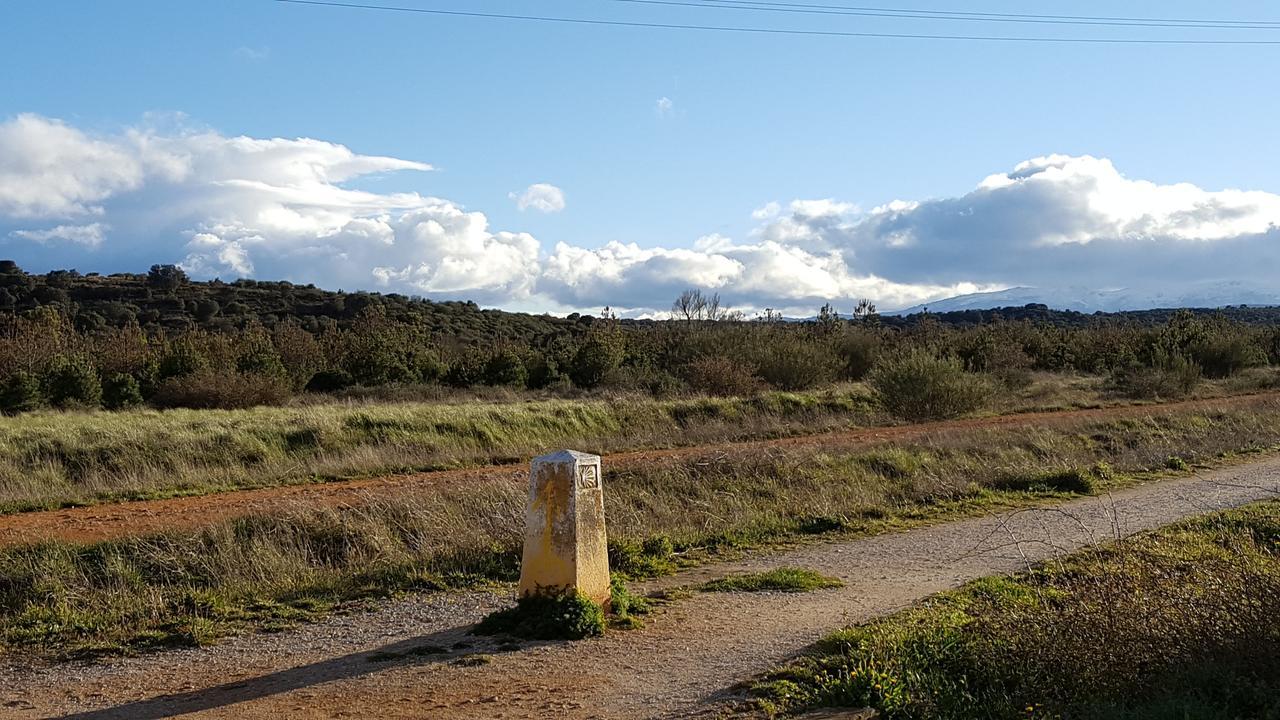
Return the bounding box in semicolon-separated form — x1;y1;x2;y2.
518;450;611;607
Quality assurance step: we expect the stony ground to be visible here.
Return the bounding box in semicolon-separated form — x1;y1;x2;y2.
4;455;1278;719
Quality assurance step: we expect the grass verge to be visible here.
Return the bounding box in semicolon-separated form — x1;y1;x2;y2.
1;372;1271;514
700;568;843;593
3;397;1280;659
750;501;1280;720
0;388;879;513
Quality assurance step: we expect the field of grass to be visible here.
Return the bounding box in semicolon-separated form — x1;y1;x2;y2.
750;500;1280;720
4;396;1280;659
0;387;879;513
1;370;1276;514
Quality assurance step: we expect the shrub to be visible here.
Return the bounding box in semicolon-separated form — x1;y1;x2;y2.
445;349;488;388
683;355;764;397
609;576;652;627
0;371;42;415
1190;334;1267;379
570;332;624;389
867;351;991;421
832;329;882;381
753;341;839;391
408;349;447;384
345;345;413;386
524;352;566;390
235;330;287;379
151;371;291;410
483;349;529;388
304;369;354;393
472;593;605;640
1107;351;1201;400
41;357;102;408
600;365;683;397
102;373;143;410
158;341;210;379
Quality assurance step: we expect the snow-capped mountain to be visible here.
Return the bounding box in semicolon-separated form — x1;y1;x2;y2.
891;281;1280;315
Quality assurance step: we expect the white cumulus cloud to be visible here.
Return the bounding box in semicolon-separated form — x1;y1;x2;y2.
511;183;566;214
1;114;1278;316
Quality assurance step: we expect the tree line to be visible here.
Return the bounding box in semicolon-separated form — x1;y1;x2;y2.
0;264;1277;413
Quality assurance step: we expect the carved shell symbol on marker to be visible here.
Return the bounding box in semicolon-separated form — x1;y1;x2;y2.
577;465;600;490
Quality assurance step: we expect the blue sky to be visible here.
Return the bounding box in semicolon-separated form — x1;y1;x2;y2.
3;1;1280;314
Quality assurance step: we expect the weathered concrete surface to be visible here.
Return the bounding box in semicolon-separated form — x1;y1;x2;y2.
518;450;611;606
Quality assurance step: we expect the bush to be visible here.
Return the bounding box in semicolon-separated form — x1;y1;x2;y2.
151;371;291;410
600;365;683;397
408;349;447;384
683;355;764;397
1190;334;1267;379
445;349;488;388
304;369;354;393
483;349;529;387
570;332;624;389
345;345;413;387
867;351;991;421
102;373;143;410
753;340;839;391
524;352;567;390
1107;351;1201;400
158;341;209;379
833;329;882;381
0;371;42;415
41;357;102;408
235;332;287;379
472;592;605;640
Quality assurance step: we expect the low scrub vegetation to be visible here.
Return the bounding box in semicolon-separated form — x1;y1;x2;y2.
3;400;1279;658
751;501;1280;720
867;351;992;421
2;260;1279;414
472;593;606;641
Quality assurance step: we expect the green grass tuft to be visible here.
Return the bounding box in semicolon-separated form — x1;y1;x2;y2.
699;567;843;593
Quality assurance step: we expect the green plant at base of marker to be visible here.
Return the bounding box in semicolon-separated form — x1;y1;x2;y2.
472;592;605;641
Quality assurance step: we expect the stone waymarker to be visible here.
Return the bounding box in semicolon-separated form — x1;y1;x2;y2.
518;450;611;606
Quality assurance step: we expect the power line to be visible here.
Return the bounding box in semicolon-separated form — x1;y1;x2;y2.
608;0;1280;30
273;0;1280;44
691;0;1280;28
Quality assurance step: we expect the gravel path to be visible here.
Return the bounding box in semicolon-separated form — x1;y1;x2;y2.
4;455;1278;720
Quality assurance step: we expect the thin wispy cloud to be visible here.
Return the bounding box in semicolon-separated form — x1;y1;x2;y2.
233;46;270;62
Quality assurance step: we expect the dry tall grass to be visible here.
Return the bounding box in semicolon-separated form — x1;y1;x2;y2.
5;398;1280;657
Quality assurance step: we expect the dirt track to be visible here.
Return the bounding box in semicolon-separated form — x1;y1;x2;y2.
2;392;1278;547
4;452;1278;719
